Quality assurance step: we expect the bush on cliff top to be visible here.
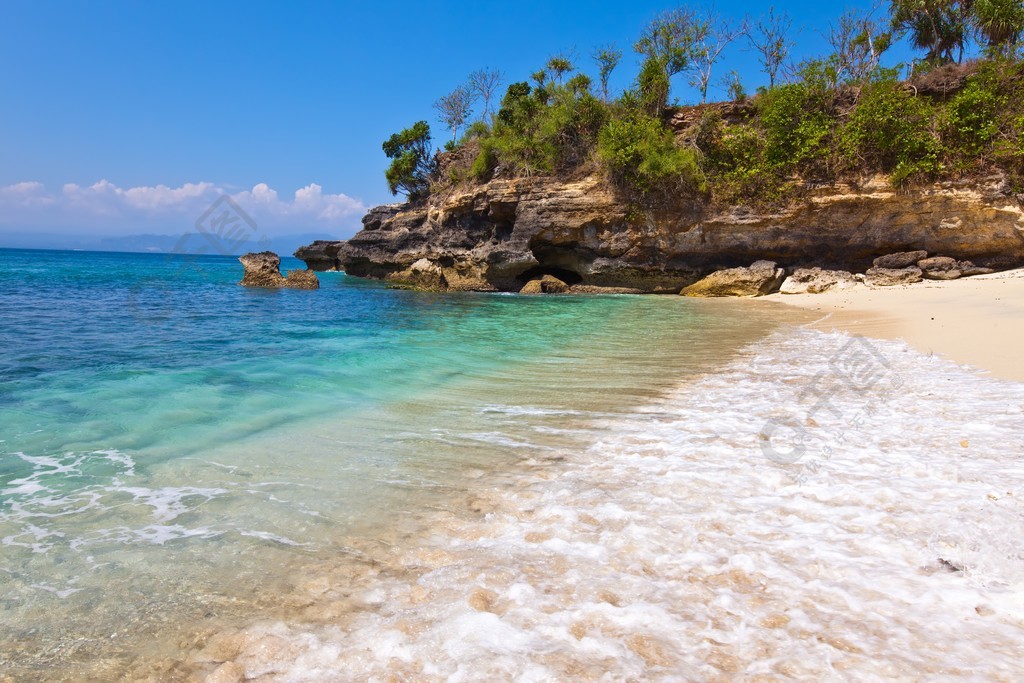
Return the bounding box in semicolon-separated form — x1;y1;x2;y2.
383;3;1024;204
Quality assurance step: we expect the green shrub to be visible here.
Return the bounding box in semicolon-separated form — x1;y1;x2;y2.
485;76;608;177
382;121;435;198
942;68;1004;161
470;140;497;181
756;61;837;175
598;113;704;196
703;122;791;206
840;76;940;184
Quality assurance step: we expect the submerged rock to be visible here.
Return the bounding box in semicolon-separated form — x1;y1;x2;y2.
780;267;859;294
239;251;319;289
519;274;570;294
873;250;929;269
864;266;923;287
680;261;785;297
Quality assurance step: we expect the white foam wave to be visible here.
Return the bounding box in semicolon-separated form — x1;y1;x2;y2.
190;329;1024;680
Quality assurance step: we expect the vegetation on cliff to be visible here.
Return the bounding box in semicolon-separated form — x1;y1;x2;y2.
383;1;1024;207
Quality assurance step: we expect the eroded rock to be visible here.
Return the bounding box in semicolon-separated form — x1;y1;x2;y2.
297;172;1024;292
293;241;345;271
680;261;785;297
960;261;995;277
520;275;570;294
918;256;962;280
239;251;319;289
780;267;859;294
873;250;929;269
864;266;923;287
284;269;320;289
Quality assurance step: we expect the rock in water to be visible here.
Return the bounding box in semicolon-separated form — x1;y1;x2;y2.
239;251;286;287
873;250;929;269
864;266;923;287
780;267;859;294
680;261;785;297
239;251;319;289
520;274;570;294
284;269;320;289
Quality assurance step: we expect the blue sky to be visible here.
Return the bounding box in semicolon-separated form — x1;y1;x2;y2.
0;1;910;245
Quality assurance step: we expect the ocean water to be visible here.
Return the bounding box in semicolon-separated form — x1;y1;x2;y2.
1;248;808;680
4;250;1024;681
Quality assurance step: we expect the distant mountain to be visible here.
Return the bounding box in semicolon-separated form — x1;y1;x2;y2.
0;231;339;256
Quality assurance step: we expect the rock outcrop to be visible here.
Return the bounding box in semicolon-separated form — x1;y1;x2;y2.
680;261;785;297
293;241;345;271
297;173;1024;293
239;251;319;289
780;267;859;294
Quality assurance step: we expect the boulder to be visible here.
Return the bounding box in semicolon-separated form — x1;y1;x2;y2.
520;274;570;294
680;261;785;297
864;266;923;287
873;250;929;269
960;261;995;277
779;267;859;294
239;251;319;289
918;256;962;280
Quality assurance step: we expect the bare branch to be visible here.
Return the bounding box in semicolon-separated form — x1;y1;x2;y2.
687;8;746;103
748;6;794;88
433;85;476;142
468;68;504;121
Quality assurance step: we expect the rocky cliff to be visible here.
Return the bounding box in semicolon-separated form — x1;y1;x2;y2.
298;173;1024;293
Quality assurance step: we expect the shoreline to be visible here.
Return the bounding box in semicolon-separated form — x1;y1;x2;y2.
764;267;1024;383
182;325;1024;679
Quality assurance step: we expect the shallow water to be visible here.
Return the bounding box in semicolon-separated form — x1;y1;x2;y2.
0;248;799;680
184;331;1024;683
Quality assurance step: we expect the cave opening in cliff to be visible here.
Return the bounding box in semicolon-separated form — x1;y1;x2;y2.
516;265;583;286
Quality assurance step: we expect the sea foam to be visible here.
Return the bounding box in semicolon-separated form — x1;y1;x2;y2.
188;329;1024;681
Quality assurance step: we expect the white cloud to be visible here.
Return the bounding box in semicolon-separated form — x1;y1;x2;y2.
0;179;366;237
0;181;56;206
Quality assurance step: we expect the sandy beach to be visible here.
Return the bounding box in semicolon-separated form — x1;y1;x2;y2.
767;268;1024;382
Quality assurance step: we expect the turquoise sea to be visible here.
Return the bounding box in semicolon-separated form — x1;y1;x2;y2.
0;248;797;679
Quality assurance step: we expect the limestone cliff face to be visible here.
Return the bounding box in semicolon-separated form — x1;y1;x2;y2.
301;173;1024;293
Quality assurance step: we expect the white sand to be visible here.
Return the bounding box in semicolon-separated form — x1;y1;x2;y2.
767;268;1024;382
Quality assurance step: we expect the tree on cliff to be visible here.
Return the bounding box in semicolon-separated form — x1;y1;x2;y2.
890;0;974;64
634;7;700;101
468;68;504;121
687;9;745;103
383;121;435;199
748;6;795;87
434;85;476;142
592;44;622;102
827;6;892;84
972;0;1024;54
